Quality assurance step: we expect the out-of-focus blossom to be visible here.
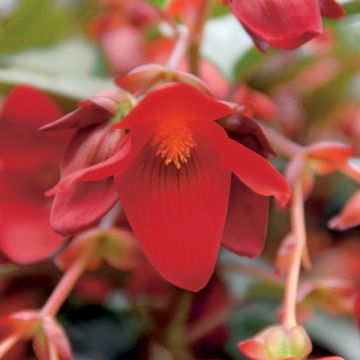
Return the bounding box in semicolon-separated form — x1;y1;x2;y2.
144;37;230;99
0;311;72;360
238;325;312;360
296;277;356;323
56;228;140;272
0;85;66;263
286;141;353;197
328;190;360;231
226;0;344;50
340;108;360;150
232;84;276;120
48;83;290;291
167;0;202;26
89;0;159;74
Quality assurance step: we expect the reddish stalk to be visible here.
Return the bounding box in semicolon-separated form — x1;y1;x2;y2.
0;324;34;358
282;181;306;329
41;244;95;317
188;0;211;75
167;30;190;70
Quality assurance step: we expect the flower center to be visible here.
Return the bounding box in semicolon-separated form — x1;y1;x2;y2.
152;119;197;169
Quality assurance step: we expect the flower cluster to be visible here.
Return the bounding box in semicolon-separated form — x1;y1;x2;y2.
1;0;359;359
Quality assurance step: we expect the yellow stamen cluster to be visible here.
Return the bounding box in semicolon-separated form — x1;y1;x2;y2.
152;120;197;169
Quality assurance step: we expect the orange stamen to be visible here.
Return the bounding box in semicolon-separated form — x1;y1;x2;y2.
152;119;197;169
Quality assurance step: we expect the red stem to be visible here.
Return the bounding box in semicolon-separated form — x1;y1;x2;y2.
41;245;95;317
282;181;306;329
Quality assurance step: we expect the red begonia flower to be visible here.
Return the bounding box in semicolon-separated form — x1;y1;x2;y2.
50;83;290;291
0;85;66;263
226;0;344;50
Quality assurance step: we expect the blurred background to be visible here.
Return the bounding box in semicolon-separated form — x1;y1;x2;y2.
0;0;360;359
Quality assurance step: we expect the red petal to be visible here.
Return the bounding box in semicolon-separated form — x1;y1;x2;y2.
1;85;62;127
305;141;353;174
238;339;266;359
40;99;112;131
0;85;66;263
319;0;345;19
222;177;269;257
223;116;275;157
0;203;64;263
116;64;211;96
50;125;122;235
205;122;290;206
48;134;132;196
228;0;323;49
114;82;233;129
328;190;360;231
355;292;360;330
232;85;276;120
115;134;231;291
101;26;145;75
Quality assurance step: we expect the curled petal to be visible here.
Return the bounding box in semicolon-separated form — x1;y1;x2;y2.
51;125;122;235
223;116;275;157
116;64;211;95
228;0;323;49
328;190;360;231
40;90;126;132
47;135;132;196
40;102;112;131
203;122;290;206
319;0;345;19
222;177;269;257
115;136;231;291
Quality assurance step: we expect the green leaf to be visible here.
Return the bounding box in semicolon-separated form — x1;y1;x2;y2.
146;0;170;9
232;47;266;81
0;0;73;53
344;1;360;16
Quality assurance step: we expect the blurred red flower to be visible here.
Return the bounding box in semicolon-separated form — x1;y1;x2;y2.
226;0;344;50
0;85;67;263
48;83;290;291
